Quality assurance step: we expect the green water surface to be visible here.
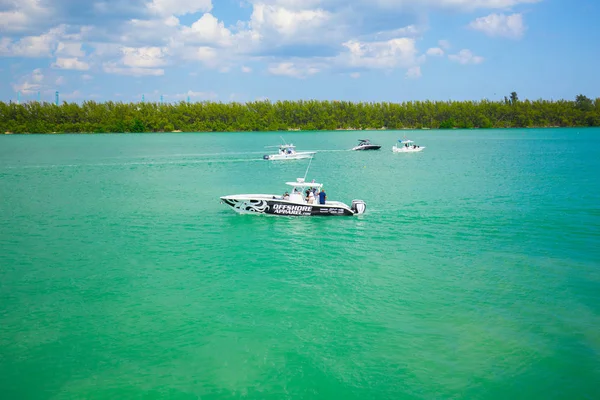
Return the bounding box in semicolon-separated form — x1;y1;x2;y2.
1;129;599;399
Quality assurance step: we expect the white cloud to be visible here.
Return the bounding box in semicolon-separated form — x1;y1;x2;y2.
56;42;85;57
241;66;252;73
438;39;451;49
147;0;213;16
469;13;526;39
350;72;360;79
2;25;67;57
368;0;541;11
82;74;93;80
167;90;218;100
181;13;233;46
122;17;181;44
0;0;51;32
426;47;444;56
405;66;421;79
268;62;319;78
11;68;44;94
250;3;331;41
122;46;169;68
448;49;484;64
368;25;423;41
339;38;419;70
55;76;65;85
52;57;90;70
0;25;91;58
103;62;165;76
182;46;219;67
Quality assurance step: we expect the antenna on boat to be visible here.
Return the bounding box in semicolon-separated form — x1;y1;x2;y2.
303;155;314;181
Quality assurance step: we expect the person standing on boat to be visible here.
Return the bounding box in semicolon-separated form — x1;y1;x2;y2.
307;189;315;204
318;188;326;205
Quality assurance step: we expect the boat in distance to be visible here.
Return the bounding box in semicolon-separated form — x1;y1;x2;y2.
220;178;366;217
263;143;316;160
352;139;381;151
392;139;425;153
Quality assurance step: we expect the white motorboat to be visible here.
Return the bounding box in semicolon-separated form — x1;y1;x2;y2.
392;139;425;153
263;141;316;160
220;178;366;216
352;139;382;151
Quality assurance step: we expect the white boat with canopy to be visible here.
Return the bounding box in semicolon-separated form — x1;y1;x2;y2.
221;158;366;216
392;139;425;153
263;138;316;160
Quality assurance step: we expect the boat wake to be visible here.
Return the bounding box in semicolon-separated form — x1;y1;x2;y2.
1;158;263;170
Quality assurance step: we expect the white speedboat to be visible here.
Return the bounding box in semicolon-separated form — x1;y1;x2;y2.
263;143;316;160
220;178;366;217
352;139;381;151
392;139;425;153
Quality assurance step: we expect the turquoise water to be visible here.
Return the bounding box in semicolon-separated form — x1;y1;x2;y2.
1;129;599;399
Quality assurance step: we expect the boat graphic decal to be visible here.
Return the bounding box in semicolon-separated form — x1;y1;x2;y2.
232;199;270;213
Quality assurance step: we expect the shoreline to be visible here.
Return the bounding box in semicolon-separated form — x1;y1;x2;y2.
1;126;582;135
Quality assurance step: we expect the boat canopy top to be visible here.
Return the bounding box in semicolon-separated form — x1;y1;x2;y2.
358;139;371;142
399;139;414;143
265;143;296;149
285;178;323;188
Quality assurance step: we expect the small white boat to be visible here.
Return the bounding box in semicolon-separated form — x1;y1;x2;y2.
392;139;425;153
220;178;366;217
263;139;316;160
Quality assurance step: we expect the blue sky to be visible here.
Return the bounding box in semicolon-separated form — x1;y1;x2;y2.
1;0;598;103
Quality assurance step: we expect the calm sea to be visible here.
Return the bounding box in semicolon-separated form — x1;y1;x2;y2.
1;129;599;399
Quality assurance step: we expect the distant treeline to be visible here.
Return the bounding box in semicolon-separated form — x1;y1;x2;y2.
1;93;599;133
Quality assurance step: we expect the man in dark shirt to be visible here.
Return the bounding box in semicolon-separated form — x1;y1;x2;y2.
318;189;326;205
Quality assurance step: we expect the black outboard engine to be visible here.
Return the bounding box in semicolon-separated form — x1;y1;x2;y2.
263;154;270;160
351;200;366;215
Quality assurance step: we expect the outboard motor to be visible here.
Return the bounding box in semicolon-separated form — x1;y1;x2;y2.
351;200;366;215
263;154;270;160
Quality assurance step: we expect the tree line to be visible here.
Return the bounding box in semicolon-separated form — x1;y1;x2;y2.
1;94;598;133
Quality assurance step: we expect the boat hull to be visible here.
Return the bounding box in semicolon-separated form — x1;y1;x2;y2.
392;146;425;153
263;152;316;160
352;145;381;151
220;195;363;216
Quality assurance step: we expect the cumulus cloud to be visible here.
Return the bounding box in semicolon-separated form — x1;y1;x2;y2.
268;62;320;78
11;68;52;94
426;47;444;56
56;42;85;58
52;57;90;70
249;3;333;43
339;38;419;70
405;66;421;79
121;46;169;68
1;25;66;57
167;90;218;100
469;13;526;39
367;0;541;11
147;0;213;16
448;49;484;64
103;62;165;76
181;13;233;47
0;0;51;32
438;39;451;49
2;0;538;88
